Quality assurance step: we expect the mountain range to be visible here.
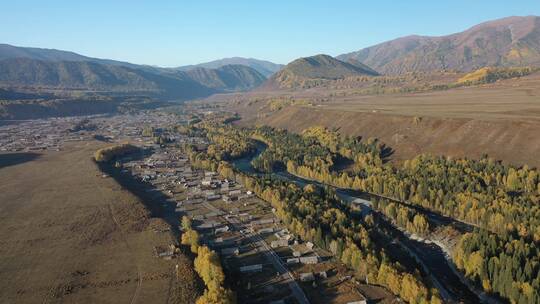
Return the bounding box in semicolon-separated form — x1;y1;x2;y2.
0;57;214;99
0;45;272;99
338;16;540;74
1;16;540;98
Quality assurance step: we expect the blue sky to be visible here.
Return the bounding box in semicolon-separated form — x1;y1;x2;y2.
1;1;539;67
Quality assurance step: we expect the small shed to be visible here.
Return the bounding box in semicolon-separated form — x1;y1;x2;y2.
300;256;319;264
271;239;289;248
258;227;274;234
214;225;230;234
286;258;300;265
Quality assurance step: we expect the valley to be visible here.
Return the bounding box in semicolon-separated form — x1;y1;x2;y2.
187;120;540;304
231;142;480;303
2;9;540;304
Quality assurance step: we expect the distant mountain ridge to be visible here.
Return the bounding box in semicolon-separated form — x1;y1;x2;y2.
338;16;540;74
265;54;378;89
0;43;154;71
0;57;215;99
0;44;95;62
177;57;283;77
0;45;270;97
184;64;266;91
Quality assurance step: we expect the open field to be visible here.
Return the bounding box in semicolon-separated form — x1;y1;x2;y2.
302;72;540;122
222;73;540;167
0;141;200;304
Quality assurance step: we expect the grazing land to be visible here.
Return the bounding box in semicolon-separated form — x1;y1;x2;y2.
0;141;200;304
2;8;540;304
223;72;540;167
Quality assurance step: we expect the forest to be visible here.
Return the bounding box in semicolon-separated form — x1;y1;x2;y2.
251;125;540;303
182;126;442;304
372;198;430;236
183;122;540;303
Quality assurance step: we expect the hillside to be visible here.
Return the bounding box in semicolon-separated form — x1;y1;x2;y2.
456;66;537;84
228;71;540;168
0;58;215;99
265;54;379;89
185;64;266;91
0;43;94;62
0;43;153;70
338;16;540;74
177;57;283;77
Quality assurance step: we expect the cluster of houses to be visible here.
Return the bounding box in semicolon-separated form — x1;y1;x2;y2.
0;117;91;152
92;111;368;304
91;112;185;144
0;111;195;153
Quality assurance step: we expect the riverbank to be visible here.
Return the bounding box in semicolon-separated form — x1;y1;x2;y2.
231;143;483;303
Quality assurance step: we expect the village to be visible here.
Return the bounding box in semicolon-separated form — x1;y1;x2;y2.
1;110;374;304
0;117;91;152
110;116;372;304
0;112;182;153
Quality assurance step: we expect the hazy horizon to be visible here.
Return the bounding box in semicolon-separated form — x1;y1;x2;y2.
1;1;540;67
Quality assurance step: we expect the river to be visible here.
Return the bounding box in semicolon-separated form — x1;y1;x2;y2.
231;140;483;303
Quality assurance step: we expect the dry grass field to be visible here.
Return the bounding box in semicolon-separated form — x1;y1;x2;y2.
224;72;540;167
0;141;200;304
307;72;540;122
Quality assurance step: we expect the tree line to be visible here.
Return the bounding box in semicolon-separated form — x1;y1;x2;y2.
94;143;139;162
180;216;235;304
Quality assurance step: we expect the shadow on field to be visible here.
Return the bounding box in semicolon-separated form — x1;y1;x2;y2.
96;159;181;238
0;152;40;169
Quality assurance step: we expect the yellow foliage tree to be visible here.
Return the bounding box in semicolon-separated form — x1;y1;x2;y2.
181;229;200;254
